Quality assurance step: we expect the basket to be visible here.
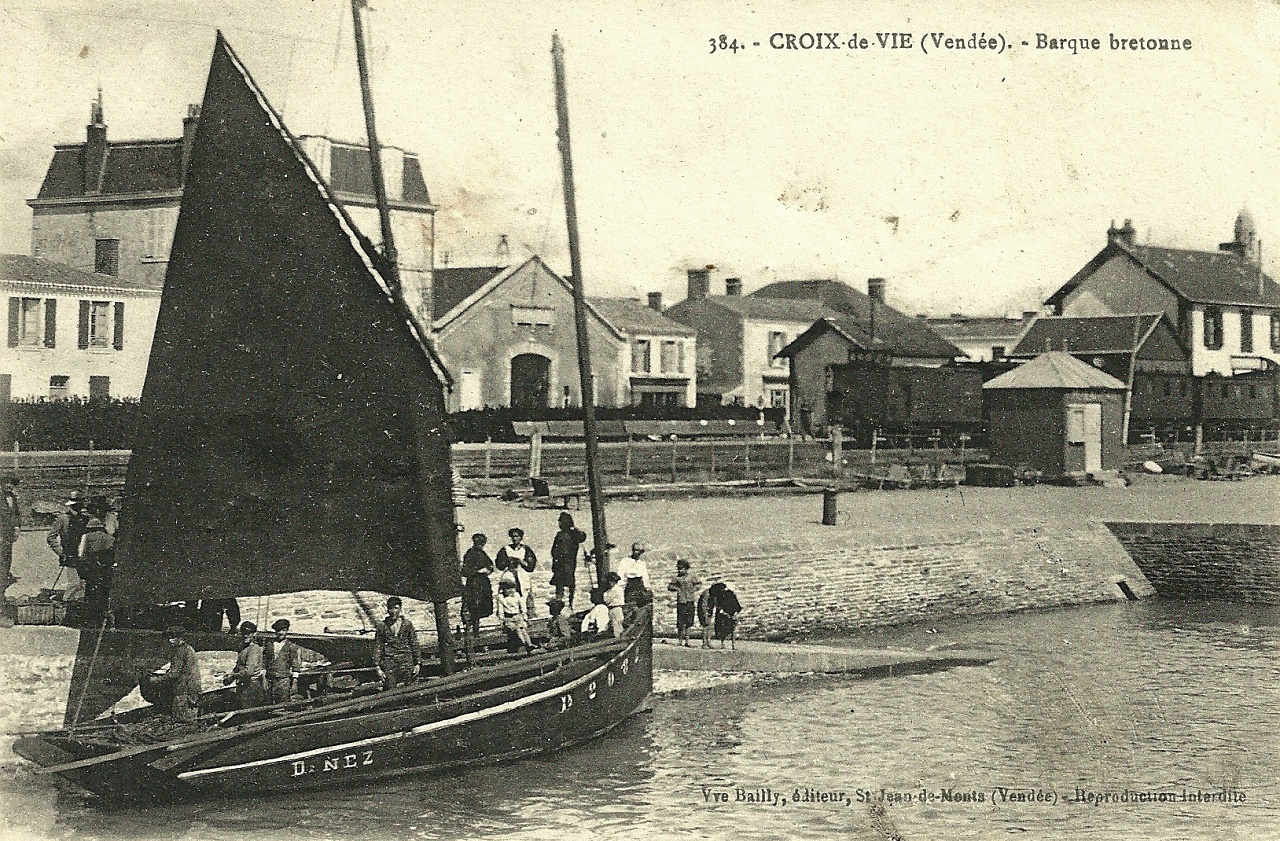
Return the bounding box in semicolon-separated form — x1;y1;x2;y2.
15;602;67;626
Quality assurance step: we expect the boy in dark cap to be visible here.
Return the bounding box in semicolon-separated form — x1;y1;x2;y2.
374;595;420;690
265;618;302;703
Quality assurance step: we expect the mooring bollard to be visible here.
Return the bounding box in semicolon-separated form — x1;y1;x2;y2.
822;488;838;526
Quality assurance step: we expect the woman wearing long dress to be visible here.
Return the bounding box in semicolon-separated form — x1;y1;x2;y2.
461;533;495;637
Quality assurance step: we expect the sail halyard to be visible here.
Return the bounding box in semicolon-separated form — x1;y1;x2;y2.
551;33;611;583
108;32;461;611
350;0;457;673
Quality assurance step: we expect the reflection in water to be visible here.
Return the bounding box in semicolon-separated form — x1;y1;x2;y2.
5;598;1279;840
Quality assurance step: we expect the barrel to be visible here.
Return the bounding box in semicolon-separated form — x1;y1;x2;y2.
822;488;838;526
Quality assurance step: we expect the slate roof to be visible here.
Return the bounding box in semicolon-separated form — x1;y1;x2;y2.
927;316;1029;339
35;140;184;200
775;316;883;357
983;352;1127;391
432;266;507;319
587;297;696;336
1012;314;1165;356
752;279;961;358
324;141;432;204
704;294;835;322
0;254;162;292
1048;240;1280;310
35;135;430;205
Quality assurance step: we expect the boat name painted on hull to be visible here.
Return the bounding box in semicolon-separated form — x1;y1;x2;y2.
292;750;375;777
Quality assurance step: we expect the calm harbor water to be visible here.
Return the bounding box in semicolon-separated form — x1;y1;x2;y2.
3;597;1277;841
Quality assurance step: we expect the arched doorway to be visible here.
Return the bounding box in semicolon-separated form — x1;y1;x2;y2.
510;353;551;408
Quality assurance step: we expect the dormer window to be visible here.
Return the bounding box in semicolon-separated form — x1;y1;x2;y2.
1203;307;1223;350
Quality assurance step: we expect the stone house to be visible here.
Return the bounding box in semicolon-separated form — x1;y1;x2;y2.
1046;215;1280;377
432;258;696;410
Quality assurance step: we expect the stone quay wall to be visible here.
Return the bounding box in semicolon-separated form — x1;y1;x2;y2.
1105;522;1280;604
644;523;1155;638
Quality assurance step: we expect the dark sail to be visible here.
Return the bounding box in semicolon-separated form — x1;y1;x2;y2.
110;33;461;609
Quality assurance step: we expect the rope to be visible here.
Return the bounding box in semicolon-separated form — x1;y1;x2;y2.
69;616;109;732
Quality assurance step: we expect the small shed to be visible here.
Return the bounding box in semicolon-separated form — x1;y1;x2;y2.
982;352;1126;478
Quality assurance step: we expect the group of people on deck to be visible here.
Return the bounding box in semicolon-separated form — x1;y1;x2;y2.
151;617;305;720
459;512;665;654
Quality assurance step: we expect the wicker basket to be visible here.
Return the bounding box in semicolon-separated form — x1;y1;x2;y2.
15;603;67;626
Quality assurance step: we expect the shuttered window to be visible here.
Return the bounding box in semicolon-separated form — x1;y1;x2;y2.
8;297;53;347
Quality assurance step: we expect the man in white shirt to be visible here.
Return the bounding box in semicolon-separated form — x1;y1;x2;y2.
580;588;611;636
616;542;651;604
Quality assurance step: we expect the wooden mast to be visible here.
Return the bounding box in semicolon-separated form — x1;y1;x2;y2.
551;33;611;584
352;0;455;674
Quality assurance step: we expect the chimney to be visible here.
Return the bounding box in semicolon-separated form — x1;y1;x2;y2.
1219;209;1256;261
687;268;710;301
647;291;663;311
84;89;107;194
725;277;742;297
181;104;200;180
1107;218;1136;247
867;277;886;304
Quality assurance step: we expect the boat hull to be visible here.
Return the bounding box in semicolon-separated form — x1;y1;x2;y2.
15;615;652;802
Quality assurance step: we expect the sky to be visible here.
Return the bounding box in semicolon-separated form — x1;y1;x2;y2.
1;0;1278;317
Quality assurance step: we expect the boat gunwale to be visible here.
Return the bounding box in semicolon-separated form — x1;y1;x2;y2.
26;609;650;777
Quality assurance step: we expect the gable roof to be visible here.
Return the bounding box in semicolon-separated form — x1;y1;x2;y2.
0;253;162;293
1011;314;1171;357
588;297;696;336
776;315;883;357
983;352;1127;390
752;279;961;358
431;257;623;339
1048;239;1280;310
432;265;507;318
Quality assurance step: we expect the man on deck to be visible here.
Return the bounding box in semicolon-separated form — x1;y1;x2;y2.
266;618;302;703
374;596;420;690
148;626;202;722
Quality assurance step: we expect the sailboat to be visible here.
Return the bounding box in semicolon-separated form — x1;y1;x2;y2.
12;30;651;802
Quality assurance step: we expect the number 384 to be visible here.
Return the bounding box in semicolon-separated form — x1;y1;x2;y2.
709;35;742;54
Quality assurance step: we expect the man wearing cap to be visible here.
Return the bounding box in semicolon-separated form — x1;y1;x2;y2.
223;621;267;708
374;596;420;690
47;490;90;591
148;626;202;722
616;542;652;605
265;618;302;704
1;474;20;590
